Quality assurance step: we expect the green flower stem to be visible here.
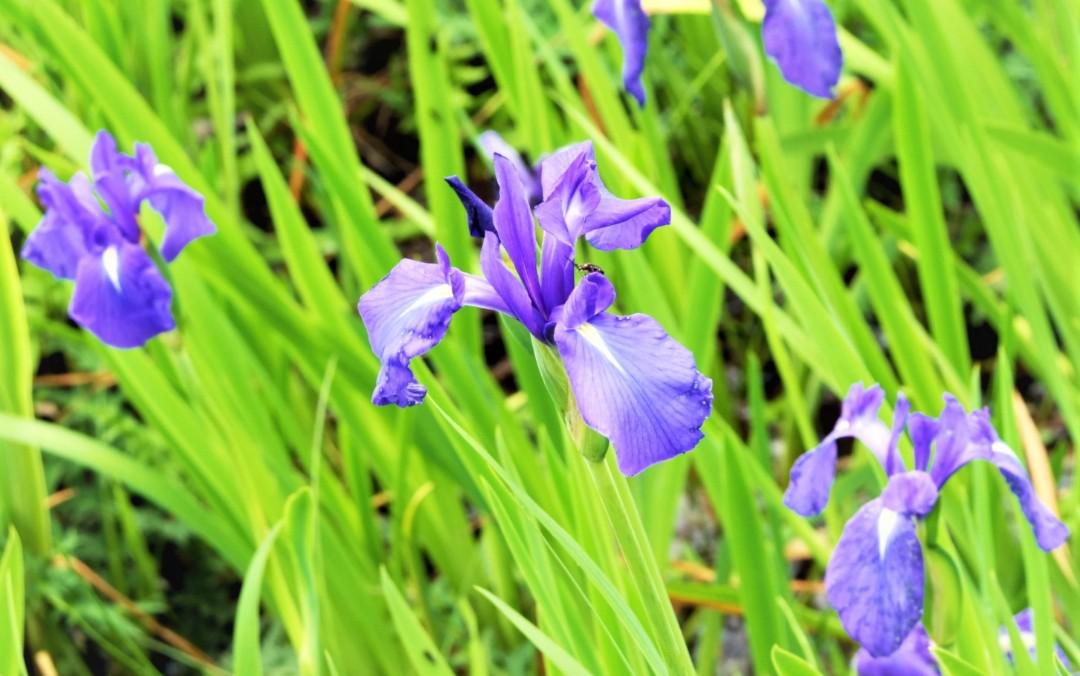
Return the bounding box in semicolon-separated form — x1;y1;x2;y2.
587;453;695;675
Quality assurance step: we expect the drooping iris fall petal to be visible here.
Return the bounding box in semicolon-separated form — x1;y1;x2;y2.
825;498;925;658
69;241;175;349
553;273;713;476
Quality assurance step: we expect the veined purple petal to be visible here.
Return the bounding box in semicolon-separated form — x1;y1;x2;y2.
825;498;924;658
479;232;546;339
534;152;601;247
762;0;843;99
478;131;540;203
835;383;892;467
539;142;594;200
883;393;910;476
784;383;892;516
583;193;670;251
493;154;545;310
592;0;650;106
358;245;465;406
986;441;1069;551
89;131;141;242
925;395;973;486
920;398;1068;551
553;273;712;475
855;624;938;676
1001;609;1071;669
132;145;215;261
908;412;939;472
536;143;670;251
783;438;838;516
540;234;575;312
880;471;938;518
462;272;510;313
69;241;175;349
22;170;101;280
445;176;495;238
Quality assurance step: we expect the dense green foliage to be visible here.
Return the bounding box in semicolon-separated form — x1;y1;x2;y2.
0;0;1077;673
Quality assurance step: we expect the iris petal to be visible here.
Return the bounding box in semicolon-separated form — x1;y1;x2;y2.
988;445;1069;551
783;438;838;516
493;155;545;310
554;274;712;476
784;383;893;515
825;498;924;658
479;233;546;339
592;0;650;106
21;170;98;280
477;131;540;203
69;241;175;349
855;624;938;676
358;245;465;406
445;176;495;238
762;0;843;99
133;145;215;261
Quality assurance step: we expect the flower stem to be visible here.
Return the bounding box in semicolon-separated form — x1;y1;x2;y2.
587;454;695;675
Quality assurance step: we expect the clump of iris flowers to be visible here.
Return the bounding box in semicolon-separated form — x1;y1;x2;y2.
21;130;215;348
784;384;1069;661
592;0;842;103
358;140;712;476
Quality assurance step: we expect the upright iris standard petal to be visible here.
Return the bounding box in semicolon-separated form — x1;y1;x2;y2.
492;155;545;310
825;498;924;658
592;0;650;106
855;625;938;676
540;235;575;312
883;394;910;476
479;232;546;339
535;142;670;251
358;246;466;406
477;131;540;203
446;176;495;237
908;412;939;472
89;131;141;242
69;240;175;349
539;142;595;199
21;170;99;280
784;383;892;515
553;273;712;476
131;145;216;261
761;0;843;98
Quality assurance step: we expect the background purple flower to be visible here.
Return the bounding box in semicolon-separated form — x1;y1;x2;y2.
21;130;214;348
784;385;1069;657
359;150;711;475
592;0;651;106
762;0;843;98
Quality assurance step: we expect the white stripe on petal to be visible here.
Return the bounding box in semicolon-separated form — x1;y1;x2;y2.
576;322;627;375
876;507;901;560
102;246;122;292
403;283;454;315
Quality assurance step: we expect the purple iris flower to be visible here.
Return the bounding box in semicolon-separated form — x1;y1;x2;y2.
21;130;215;348
784;384;1069;658
855;624;938;675
999;608;1071;669
762;0;843;98
358;149;710;476
592;0;651;106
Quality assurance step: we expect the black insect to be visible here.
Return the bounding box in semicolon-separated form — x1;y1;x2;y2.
575;262;605;276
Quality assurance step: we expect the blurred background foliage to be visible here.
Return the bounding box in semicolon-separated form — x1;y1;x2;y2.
0;0;1077;673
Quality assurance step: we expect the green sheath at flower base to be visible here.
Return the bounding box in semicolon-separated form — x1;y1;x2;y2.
532;341;609;463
